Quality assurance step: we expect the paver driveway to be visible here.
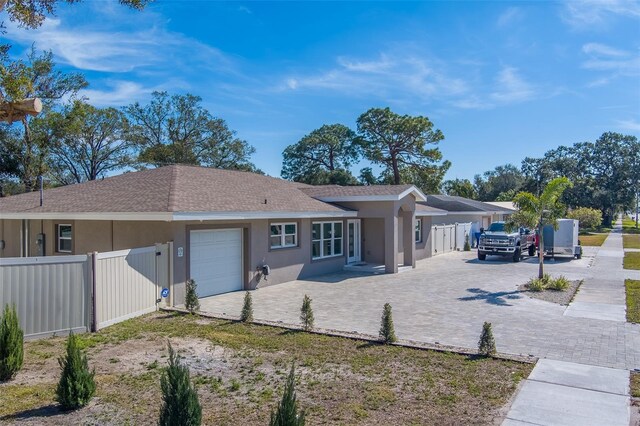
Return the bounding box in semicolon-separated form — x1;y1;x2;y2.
200;244;640;370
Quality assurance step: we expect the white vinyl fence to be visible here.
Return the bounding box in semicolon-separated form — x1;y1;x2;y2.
94;244;170;330
431;223;473;255
455;223;473;250
432;224;455;255
0;243;172;339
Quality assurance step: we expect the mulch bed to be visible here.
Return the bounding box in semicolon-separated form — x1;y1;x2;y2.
517;280;583;306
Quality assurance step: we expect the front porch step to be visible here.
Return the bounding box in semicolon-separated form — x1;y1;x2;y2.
343;263;413;274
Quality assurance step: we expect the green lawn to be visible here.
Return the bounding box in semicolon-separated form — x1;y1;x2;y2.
632;372;640;398
623;218;640;234
624;252;640;270
626;280;640;323
579;233;608;247
0;312;532;426
624;235;640;249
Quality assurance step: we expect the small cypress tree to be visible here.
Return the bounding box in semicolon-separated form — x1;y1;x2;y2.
478;322;496;357
240;291;253;322
300;295;314;331
56;331;96;410
159;342;202;426
0;304;24;381
185;279;200;314
464;234;471;251
270;364;306;426
379;303;397;344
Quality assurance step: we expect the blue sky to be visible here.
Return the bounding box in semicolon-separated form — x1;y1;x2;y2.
3;1;640;181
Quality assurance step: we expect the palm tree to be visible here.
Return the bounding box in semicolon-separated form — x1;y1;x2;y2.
509;177;573;279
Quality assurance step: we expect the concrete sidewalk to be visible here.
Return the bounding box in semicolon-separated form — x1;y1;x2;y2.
503;359;630;426
505;218;633;426
565;221;626;322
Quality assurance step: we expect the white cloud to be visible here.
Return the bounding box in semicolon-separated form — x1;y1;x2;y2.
497;7;524;27
490;67;536;103
581;42;640;81
562;0;640;28
4;17;232;74
279;53;470;102
79;81;155;106
616;119;640;131
582;42;630;57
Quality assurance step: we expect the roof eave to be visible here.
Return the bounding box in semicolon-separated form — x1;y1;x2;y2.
0;210;358;221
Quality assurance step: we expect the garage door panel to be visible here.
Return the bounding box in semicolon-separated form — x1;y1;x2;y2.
190;229;243;297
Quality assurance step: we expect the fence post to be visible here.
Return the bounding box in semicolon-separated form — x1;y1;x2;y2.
168;241;174;307
90;252;98;332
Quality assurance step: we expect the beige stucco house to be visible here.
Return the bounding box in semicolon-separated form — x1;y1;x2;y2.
1;165;463;303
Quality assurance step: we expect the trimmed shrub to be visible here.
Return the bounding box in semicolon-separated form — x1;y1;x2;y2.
0;304;24;381
527;277;546;292
568;207;602;231
379;303;397;344
270;364;305;426
159;342;202;426
240;291;253;322
56;331;96;410
548;276;570;291
300;295;314;331
185;279;200;314
464;234;471;251
478;322;496;357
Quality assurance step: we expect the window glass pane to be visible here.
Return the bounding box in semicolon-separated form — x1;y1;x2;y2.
312;241;321;258
415;230;421;242
334;222;342;238
323;240;332;257
270;225;282;236
59;239;72;252
312;223;321;240
415;220;421;231
59;225;72;238
284;235;295;246
284;224;296;235
334;238;342;255
270;236;282;248
323;223;332;239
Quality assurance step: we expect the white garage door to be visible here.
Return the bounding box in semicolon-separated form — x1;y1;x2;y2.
190;229;243;297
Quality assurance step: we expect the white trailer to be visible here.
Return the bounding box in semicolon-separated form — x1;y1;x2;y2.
542;219;581;259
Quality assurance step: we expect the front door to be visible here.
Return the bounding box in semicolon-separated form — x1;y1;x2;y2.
347;219;361;264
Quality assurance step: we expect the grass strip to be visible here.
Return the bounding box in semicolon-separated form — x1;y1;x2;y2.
626;280;640;323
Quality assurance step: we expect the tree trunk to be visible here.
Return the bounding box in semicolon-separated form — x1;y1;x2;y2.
391;153;400;185
538;231;544;279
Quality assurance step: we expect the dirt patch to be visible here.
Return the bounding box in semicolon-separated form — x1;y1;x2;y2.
0;312;533;425
517;279;583;305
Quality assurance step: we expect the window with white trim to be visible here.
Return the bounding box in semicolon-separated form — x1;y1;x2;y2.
415;218;422;243
270;222;297;249
57;224;72;253
312;221;343;259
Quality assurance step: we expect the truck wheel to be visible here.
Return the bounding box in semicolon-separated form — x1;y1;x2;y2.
528;245;536;257
478;252;486;261
512;248;521;262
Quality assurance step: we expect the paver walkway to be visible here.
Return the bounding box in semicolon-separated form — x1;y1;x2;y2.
200;245;640;369
199;218;640;425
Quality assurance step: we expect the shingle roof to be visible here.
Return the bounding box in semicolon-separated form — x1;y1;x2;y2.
0;165;352;215
300;184;414;198
420;195;515;214
415;203;448;215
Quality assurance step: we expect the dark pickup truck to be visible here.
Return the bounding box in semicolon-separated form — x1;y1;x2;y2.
477;221;536;262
